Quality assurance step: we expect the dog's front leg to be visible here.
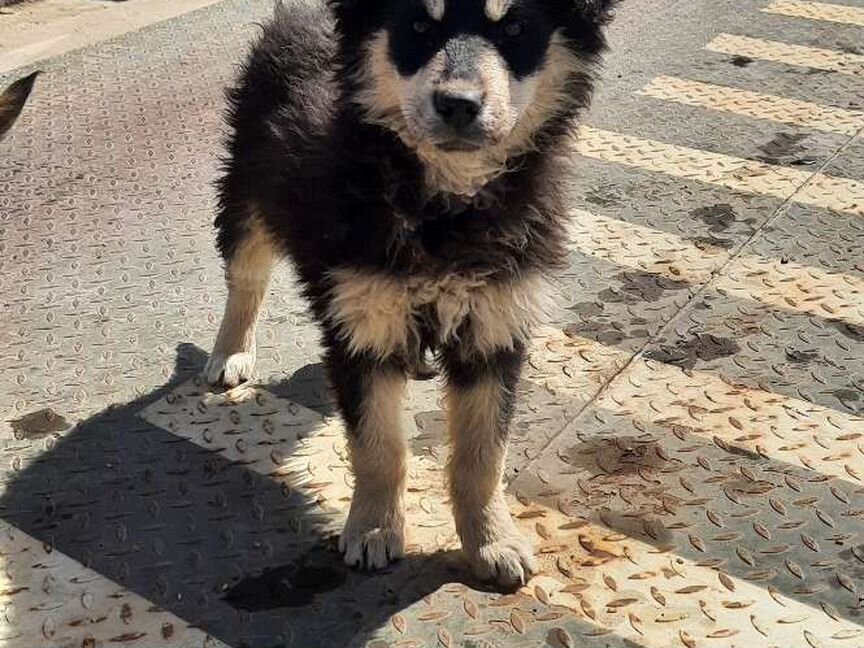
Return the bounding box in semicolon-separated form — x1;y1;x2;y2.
442;342;537;588
205;222;275;387
326;339;408;570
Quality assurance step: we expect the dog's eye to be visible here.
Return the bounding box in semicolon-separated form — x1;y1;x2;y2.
413;20;431;34
503;19;524;37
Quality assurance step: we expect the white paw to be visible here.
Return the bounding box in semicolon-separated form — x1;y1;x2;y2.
339;512;405;571
204;351;256;387
467;530;537;588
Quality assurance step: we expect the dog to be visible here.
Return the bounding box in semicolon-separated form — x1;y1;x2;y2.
206;0;616;587
0;71;39;140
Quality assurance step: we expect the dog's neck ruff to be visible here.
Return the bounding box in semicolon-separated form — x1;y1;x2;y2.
414;141;511;198
349;109;515;197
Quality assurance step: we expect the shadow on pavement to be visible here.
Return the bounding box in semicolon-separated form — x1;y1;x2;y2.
0;343;459;648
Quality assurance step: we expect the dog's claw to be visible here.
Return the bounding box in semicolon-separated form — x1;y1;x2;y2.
204;351;256;387
467;531;537;589
339;525;405;571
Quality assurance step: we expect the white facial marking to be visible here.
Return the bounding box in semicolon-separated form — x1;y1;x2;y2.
485;0;514;22
326;270;554;358
424;0;446;21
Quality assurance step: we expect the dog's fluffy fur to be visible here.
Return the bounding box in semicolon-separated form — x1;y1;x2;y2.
206;0;615;587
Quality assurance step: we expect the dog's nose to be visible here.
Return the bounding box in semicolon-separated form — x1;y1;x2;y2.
433;90;482;130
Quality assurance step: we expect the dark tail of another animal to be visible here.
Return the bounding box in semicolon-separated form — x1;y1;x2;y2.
0;71;40;140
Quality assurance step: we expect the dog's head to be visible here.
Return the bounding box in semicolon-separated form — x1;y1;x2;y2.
332;0;615;168
0;72;40;141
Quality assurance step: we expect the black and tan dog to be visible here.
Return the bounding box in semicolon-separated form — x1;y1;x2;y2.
0;71;39;140
206;0;616;587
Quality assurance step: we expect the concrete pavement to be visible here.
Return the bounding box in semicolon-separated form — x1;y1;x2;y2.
1;0;863;646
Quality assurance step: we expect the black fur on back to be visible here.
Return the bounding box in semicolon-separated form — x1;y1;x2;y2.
216;0;615;313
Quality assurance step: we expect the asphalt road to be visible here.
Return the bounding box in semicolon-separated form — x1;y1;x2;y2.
1;1;863;647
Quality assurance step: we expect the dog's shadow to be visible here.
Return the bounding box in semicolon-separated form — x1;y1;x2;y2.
0;344;467;648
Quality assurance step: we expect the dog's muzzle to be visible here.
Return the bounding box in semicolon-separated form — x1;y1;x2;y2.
433;89;483;131
432;87;487;151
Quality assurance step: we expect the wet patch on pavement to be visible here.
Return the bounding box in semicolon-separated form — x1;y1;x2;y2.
692;203;736;233
564;271;689;348
598;270;691;304
644;334;741;369
564;309;652;347
224;546;347;611
566;437;668;476
755;132;811;166
10;407;69;440
690;202;738;248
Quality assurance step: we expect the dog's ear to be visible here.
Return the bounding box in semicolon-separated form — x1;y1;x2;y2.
574;0;620;24
0;71;40;140
327;0;359;19
327;0;375;23
328;0;376;36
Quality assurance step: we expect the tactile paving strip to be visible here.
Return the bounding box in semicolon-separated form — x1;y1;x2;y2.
639;76;864;136
763;0;864;27
574;126;864;216
706;33;864;77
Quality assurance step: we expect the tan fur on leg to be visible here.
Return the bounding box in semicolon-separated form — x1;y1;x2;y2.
204;219;276;387
340;370;408;569
447;378;537;587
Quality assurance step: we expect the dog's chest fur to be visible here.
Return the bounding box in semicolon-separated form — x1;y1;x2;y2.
311;154;566;358
326;268;552;359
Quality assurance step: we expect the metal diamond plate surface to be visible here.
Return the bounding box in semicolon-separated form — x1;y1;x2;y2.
1;0;863;646
706;33;864;77
763;0;864;26
638;76;864;136
0;523;227;648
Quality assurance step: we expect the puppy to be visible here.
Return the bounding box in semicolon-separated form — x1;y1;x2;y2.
0;71;39;140
206;0;616;587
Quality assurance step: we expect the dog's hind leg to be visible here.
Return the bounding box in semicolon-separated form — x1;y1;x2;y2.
326;337;408;570
205;219;276;387
442;342;537;588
